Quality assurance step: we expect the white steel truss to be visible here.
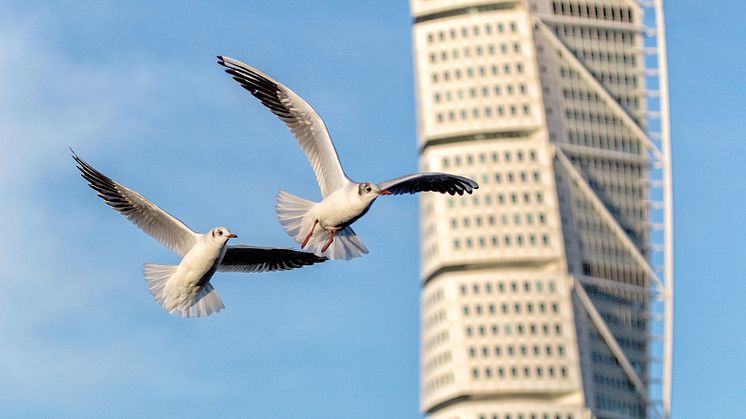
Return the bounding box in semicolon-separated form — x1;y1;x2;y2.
572;276;653;416
644;3;674;418
536;3;674;417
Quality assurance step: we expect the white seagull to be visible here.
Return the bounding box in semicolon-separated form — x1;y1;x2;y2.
73;151;326;317
218;56;479;260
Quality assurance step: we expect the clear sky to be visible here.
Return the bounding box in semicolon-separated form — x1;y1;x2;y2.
0;1;743;418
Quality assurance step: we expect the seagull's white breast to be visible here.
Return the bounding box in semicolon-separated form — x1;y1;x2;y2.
162;239;223;311
313;184;376;230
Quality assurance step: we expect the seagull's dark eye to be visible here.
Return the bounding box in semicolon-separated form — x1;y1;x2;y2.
218;230;223;236
365;186;372;193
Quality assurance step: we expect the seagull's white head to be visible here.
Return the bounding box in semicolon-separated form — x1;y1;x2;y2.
209;226;238;245
357;182;382;203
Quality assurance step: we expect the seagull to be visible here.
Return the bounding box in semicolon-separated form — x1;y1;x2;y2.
218;56;479;260
72;151;326;317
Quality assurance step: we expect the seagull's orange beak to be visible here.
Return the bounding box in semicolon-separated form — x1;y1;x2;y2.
379;189;392;195
227;233;238;239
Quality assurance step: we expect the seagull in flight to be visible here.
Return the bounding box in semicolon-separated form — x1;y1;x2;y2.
218;56;479;260
72;151;326;317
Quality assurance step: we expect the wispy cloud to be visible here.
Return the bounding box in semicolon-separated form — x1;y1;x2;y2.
0;12;229;415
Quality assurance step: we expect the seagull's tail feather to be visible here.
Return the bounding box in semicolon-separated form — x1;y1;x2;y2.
143;264;176;308
275;190;368;260
184;283;225;318
275;190;316;242
143;264;224;318
305;225;369;260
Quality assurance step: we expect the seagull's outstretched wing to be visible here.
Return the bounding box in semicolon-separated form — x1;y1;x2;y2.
377;173;479;196
72;151;199;257
218;245;327;273
218;56;350;198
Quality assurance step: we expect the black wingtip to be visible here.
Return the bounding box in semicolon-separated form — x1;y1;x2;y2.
70;149;85;169
462;176;479;194
69;147;83;165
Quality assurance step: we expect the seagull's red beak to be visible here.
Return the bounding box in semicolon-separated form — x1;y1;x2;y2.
227;234;238;238
379;189;392;195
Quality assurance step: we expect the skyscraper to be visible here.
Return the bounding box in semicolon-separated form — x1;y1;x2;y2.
411;1;673;418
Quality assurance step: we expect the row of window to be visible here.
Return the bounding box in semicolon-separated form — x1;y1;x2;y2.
453;233;552;250
593;372;635;392
479;413;575;419
451;212;547;229
422;371;453;394
434;82;528;103
573;47;639;68
471;364;568;379
565;107;623;126
567;154;645;180
423;308;446;330
465;322;564;338
553;23;637;46
459;192;546;211
552;1;635;23
581;257;648;288
423;330;449;351
579;236;637;266
562;87;602;104
584;283;648;309
442;149;538;167
475;170;544;186
573;195;641;222
432;62;525;83
429;41;523;64
421;242;440;261
577;216;644;241
588;69;640;89
426;21;519;44
463;300;560;317
460;279;557;295
469;343;566;359
566;128;642;154
449;192;546;210
591;350;623;368
435;103;532;123
422;287;444;309
590;329;646;352
423;350;451;373
594;394;645;417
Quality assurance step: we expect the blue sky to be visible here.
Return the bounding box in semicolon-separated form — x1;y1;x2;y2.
0;1;743;417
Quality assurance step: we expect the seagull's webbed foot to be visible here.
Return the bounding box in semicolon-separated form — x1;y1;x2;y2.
321;229;335;253
301;219;319;249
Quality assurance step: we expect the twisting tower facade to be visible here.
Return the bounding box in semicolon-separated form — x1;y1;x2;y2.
411;0;673;418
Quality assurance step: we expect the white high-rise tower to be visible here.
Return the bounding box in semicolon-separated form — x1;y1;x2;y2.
411;1;673;418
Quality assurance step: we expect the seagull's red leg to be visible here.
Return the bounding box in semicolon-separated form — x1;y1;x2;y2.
301;219;319;249
321;229;335;253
